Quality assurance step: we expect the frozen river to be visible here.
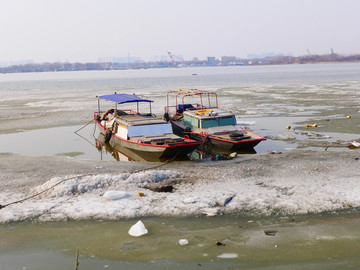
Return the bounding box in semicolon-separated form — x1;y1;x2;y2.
1;64;360;269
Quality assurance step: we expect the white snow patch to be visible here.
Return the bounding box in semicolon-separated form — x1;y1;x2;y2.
103;191;131;201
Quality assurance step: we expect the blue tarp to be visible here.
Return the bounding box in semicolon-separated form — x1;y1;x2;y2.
99;93;152;104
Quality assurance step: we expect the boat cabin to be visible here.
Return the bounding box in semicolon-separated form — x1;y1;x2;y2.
114;114;174;141
183;108;236;129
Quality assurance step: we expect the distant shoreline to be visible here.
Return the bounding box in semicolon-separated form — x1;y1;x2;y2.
1;53;360;74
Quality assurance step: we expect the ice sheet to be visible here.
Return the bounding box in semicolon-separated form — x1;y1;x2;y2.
1;151;360;223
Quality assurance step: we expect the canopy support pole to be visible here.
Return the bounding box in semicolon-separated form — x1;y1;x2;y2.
97;97;100;114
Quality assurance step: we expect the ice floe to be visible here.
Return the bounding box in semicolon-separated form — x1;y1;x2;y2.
128;220;148;237
178;239;189;245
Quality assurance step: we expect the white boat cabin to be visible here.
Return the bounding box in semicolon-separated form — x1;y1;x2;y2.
114;115;173;140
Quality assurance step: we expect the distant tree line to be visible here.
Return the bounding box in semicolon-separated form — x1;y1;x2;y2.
0;62;111;73
1;53;360;74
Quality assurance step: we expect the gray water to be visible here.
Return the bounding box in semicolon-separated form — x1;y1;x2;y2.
2;214;360;270
1;63;360;269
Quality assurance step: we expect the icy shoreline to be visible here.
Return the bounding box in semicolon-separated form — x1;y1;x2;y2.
1;150;360;223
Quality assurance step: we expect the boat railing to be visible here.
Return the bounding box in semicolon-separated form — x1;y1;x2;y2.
165;88;219;117
165;103;214;116
95;109;140;118
119;109;139;115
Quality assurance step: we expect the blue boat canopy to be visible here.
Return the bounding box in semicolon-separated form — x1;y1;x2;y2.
98;93;152;104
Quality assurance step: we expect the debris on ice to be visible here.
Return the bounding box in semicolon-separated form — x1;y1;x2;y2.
224;196;235;206
351;141;360;148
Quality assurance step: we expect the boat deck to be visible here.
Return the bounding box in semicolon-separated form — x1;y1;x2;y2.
129;133;186;145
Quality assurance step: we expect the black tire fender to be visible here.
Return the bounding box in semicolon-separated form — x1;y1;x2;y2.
105;130;112;143
164;112;170;122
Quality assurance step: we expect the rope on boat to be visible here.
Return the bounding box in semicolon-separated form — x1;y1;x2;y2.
203;134;212;145
0;150;182;210
74;119;94;134
74;119;97;148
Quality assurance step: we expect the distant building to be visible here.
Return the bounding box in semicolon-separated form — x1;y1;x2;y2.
206;57;216;66
219;56;237;65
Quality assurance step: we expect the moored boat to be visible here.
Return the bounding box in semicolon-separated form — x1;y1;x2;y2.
94;93;201;161
164;89;266;150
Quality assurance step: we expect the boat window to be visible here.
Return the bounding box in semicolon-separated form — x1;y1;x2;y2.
184;115;199;128
219;116;236;126
201;116;236;128
128;123;173;137
201;119;218;128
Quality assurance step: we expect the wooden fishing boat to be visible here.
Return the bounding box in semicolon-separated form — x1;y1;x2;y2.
94;93;201;161
164;89;266;150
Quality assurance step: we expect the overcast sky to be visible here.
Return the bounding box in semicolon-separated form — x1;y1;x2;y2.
0;0;359;63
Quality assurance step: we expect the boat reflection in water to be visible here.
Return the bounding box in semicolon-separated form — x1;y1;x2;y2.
96;132;256;162
191;144;256;161
95;132;191;162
